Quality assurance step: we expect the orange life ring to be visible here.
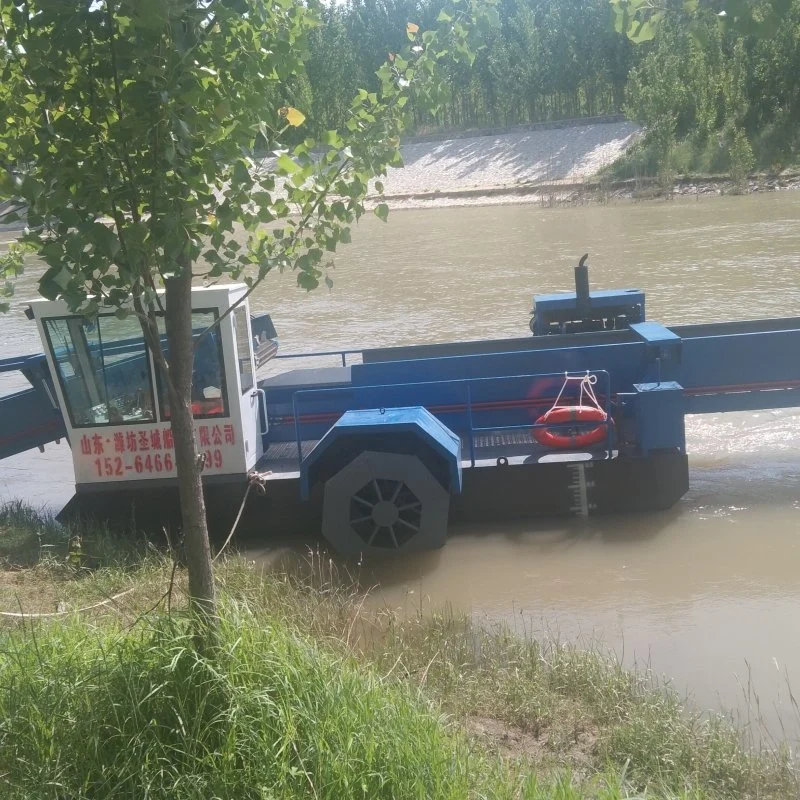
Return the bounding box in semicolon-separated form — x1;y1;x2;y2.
191;399;224;416
533;405;610;449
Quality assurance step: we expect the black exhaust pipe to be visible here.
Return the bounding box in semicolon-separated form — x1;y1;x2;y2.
575;253;590;313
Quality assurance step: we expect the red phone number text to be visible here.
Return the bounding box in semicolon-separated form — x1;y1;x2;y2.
93;450;224;477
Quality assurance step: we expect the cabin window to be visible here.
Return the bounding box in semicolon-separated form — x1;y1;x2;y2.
233;305;254;394
155;310;229;420
43;315;156;428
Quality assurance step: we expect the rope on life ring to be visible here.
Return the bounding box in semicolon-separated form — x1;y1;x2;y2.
533;373;611;450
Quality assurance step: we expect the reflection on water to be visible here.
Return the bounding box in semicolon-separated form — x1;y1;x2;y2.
3;192;800;738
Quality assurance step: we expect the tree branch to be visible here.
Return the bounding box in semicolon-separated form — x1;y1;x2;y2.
105;0;143;227
172;1;221;73
192;155;353;351
0;5;35;90
188;73;409;353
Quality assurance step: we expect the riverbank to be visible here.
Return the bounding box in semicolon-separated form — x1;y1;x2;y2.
373;170;800;210
1;503;796;799
369;118;800;210
375;148;800;210
4;121;797;227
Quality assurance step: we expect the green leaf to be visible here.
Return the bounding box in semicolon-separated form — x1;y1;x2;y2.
39;266;71;300
276;153;300;174
628;18;657;43
323;130;344;148
297;271;318;290
233;160;252;184
374;203;389;222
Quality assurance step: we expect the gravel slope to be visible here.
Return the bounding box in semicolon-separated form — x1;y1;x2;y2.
382;120;641;197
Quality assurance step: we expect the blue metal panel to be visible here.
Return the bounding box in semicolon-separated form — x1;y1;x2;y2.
0;354;67;458
265;340;666;445
274;369;619;447
630;322;681;344
350;343;649;392
531;288;646;336
0;388;66;458
686;387;800;414
0;356;38;373
633;382;686;455
680;329;800;411
362;329;638;364
237;298;800;464
630;322;682;383
262;315;800;452
300;406;461;499
250;312;277;342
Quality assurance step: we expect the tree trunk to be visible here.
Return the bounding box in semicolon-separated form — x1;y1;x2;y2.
164;256;218;638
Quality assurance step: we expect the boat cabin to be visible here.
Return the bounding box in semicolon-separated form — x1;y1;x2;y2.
27;285;272;492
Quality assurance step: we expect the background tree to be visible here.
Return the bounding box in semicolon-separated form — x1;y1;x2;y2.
296;0;633;132
612;0;800;176
0;0;490;642
294;0;800;169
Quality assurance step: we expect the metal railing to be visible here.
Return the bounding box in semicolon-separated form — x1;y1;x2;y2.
275;349;363;368
0;355;41;374
288;369;613;467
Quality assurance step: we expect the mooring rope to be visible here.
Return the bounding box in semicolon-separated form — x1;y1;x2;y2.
0;587;136;618
212;470;271;563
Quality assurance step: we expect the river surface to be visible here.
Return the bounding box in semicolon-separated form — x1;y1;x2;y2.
3;191;800;741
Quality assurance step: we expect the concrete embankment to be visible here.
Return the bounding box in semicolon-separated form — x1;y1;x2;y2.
381;118;641;203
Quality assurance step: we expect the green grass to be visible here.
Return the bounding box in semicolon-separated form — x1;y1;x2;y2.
220;556;798;799
0;504;797;799
0;498;152;569
0;611;476;799
0;501;167;621
604;126;800;186
0;602;715;800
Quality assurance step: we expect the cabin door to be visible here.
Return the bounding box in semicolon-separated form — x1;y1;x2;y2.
231;303;262;470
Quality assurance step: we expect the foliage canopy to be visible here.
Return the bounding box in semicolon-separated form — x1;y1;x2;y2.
0;0;489;318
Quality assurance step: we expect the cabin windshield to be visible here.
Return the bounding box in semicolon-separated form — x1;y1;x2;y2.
43;315;156;428
43;309;230;427
155;310;229;420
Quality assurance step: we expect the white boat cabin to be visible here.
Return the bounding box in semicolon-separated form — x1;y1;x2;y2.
28;285;267;491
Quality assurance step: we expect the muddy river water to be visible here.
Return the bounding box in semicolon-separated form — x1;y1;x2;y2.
2;191;800;740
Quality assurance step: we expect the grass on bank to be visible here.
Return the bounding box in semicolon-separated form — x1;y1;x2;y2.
0;503;797;799
0;500;167;620
603;125;800;192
